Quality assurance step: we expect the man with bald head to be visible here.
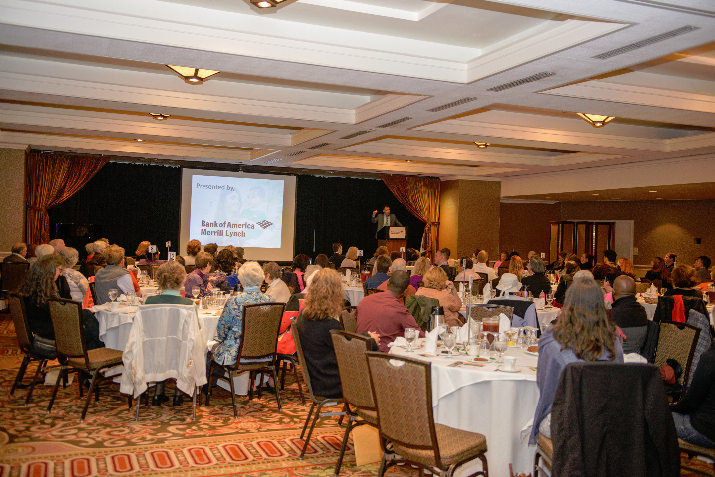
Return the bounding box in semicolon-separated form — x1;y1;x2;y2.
376;257;416;296
610;275;649;354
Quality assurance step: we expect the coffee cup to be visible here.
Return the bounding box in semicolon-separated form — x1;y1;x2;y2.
503;356;517;372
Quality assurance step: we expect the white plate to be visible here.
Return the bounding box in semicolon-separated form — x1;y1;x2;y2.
524;350;539;357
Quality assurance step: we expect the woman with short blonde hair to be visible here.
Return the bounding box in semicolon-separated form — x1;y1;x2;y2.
184;239;202;266
59;247;88;302
340;246;359;268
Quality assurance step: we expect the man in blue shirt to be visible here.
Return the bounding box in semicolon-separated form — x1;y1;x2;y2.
365;255;391;289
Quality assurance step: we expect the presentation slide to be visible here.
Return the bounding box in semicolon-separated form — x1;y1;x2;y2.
180;169;296;262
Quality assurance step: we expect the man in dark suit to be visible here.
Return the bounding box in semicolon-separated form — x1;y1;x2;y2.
371;206;403;239
3;242;29;263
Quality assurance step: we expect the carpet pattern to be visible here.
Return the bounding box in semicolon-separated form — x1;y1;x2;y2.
0;316;712;476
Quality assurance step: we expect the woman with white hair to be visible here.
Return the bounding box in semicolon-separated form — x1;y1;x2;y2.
212;261;272;366
59;247;89;302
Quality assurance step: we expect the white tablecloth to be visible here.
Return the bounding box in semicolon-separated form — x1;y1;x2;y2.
638;299;714;326
343;285;364;306
390;344;539;477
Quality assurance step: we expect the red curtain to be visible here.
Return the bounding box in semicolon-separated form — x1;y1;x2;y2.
25;149;109;244
381;175;440;256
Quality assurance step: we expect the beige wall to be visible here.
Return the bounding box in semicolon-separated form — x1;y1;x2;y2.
499;199;715;267
0;148;25;252
439;180;501;260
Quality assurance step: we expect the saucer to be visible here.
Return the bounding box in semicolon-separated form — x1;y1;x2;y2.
496;366;521;373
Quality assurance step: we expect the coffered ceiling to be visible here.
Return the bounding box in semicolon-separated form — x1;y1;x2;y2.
0;0;713;199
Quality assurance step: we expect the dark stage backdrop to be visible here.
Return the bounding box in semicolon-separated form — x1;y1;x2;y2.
49;162;425;260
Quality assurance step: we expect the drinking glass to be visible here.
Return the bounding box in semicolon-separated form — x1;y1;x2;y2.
107;288;119;303
493;335;508;362
126;291;136;305
479;336;491;358
546;293;554;308
443;331;457;357
192;286;201;299
404;328;418;353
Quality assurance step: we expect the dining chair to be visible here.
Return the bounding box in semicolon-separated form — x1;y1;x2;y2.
366;352;488;477
329;330;380;475
339;307;357;333
469;304;513;323
404;295;439;331
206;302;285;418
276;310;305;405
635;280;651;294
365;288;383;296
0;262;30;294
8;293;58;404
654;321;700;400
535;362;679;477
47;298;124;421
678;439;715;475
291;323;345;459
120;304;207;420
88;281;98;304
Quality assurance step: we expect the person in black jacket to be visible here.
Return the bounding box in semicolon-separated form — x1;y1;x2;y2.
521;256;551;298
609;275;648;354
671;345;715;448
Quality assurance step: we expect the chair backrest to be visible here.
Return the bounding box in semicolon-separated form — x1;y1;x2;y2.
551;362;679;477
635;281;651;294
404;294;439;331
365;288;383;296
8;294;32;351
685;309;712;388
654;322;700;388
339;308;357;333
469;303;513;322
236;302;284;362
1;262;30;292
291;320;318;397
330;330;376;411
48;298;88;366
88;281;98;304
366;352;440;465
338;267;356;275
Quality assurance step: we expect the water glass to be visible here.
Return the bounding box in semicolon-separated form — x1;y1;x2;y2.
493;335;508;362
479;337;491;358
107;288;119;303
442;331;457;357
191;286;201;299
404;328;418;352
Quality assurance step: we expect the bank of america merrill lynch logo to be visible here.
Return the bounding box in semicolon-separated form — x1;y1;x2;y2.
256;220;273;229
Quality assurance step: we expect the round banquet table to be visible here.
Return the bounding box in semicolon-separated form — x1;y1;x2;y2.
343;284;365;306
390;342;539;477
638;299;714;326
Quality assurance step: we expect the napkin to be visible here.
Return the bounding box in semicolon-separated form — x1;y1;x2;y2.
499;313;511;333
457;321;470;344
390;336;408;348
534;297;545;309
482;283;491;303
424;328;440;355
117;294;128;302
345;269;351;279
648;284;658;295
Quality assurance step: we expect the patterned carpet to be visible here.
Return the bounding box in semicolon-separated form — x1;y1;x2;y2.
0;316;712;476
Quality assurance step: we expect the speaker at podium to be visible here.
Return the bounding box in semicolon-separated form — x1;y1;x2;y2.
378;226;407;257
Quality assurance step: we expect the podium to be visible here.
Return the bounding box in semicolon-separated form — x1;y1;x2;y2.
378;226;406;258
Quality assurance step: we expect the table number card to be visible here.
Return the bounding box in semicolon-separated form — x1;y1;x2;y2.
168;251;177;261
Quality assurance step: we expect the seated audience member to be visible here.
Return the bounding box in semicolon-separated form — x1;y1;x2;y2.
509;255;527;280
285;265;322;311
235;247;246;264
356;271;423;352
527;250;537;261
300;265;322;293
366;246;389;268
664;265;703;299
296;268;379;399
405;248;420;264
496;273;525;297
135;241;163;264
415;266;462;327
547;252;567;272
434;247;457;281
364;255;391;289
204;243;218;258
3;242;29;263
530;277;623;444
340;246;359;269
214;249;238;292
93;245;134;305
183;251;214;299
264;262;290;303
592;249;617;280
473;250;497;282
602;270;622;303
59;247;89;303
617;257;636;278
378;258;416;296
670;344;715;449
183;239;201;266
494;251;509;270
19;254;102;349
454;258;476;282
389;251;403;263
409;256;430;290
610;275;648;354
48;238;66;253
314;253;330;269
292;254;310;292
81;240;107;276
328;243;344;269
34;244;55;259
579;253;594;271
143;260;194;405
644;257;671;289
554;261;580;305
664;252;677;272
694;256;712;283
521;256;551;297
212;262;271;366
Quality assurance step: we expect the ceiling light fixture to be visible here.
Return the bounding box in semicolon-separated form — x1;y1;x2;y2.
249;0;288;8
649;190;658;193
135;138;144;142
474;141;490;149
150;113;170;121
577;113;615;128
592;193;600;196
166;65;220;85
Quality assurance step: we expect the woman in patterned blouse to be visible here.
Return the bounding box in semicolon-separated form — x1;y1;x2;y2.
212;261;271;366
